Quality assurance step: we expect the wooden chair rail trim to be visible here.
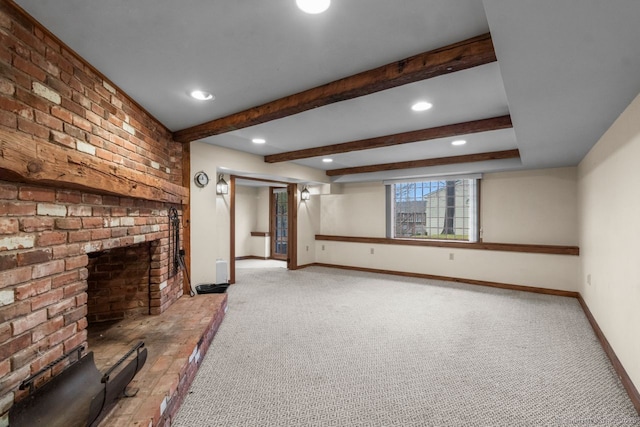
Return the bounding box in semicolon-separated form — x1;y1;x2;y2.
314;235;579;256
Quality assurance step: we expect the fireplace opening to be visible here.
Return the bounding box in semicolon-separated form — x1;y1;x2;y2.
87;242;152;324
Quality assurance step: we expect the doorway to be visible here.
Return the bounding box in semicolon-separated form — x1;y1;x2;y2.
271;188;288;261
229;176;298;283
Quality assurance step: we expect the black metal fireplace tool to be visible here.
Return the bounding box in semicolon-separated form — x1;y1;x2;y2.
169;207;195;296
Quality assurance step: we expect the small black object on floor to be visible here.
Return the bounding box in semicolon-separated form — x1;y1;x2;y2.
196;283;230;294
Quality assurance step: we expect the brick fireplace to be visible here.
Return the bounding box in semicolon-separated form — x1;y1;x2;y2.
0;183;186;408
0;1;189;422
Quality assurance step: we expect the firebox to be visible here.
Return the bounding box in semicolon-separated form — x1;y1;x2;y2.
86;242;153;323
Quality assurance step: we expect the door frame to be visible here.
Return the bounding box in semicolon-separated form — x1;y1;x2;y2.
229;175;297;284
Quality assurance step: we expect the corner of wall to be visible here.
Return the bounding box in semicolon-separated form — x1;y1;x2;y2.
577;90;640;398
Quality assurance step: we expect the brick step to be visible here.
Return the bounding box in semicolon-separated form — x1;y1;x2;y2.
88;293;227;427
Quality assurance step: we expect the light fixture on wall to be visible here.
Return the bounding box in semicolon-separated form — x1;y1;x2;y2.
216;174;228;195
301;186;311;201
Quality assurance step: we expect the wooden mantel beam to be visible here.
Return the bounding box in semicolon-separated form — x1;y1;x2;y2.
0;128;188;205
173;33;496;143
265;115;512;163
326;149;520;176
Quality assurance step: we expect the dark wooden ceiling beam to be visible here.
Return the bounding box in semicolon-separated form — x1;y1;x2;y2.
173;33;496;143
326;149;520;176
265;115;512;163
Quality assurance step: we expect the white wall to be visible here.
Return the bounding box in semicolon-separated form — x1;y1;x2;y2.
578;91;640;390
316;240;578;291
317;172;580;291
235;186;258;257
252;187;271;258
191;142;580;292
190;142;328;285
320;182;386;237
298;185;321;266
235;186;271;258
482;168;578;245
319;172;580;245
256;187;270;232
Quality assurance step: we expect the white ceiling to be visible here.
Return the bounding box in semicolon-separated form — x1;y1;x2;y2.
14;0;640;183
208;63;510;158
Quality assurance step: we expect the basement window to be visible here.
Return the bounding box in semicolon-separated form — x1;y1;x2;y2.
386;176;480;242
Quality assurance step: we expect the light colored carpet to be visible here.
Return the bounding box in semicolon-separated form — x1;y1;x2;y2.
236;259;287;269
174;267;640;426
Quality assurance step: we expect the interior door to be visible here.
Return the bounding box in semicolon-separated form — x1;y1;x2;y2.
270;188;288;260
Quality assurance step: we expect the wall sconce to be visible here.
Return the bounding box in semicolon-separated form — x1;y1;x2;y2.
301;186;311;201
216;174;228;195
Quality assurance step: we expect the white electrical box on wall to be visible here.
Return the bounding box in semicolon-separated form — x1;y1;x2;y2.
216;259;228;284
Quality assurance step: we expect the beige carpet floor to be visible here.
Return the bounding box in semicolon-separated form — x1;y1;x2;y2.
236;259;287;269
174;266;639;426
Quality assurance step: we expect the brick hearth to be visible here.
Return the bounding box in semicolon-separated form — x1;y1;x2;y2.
90;293;227;427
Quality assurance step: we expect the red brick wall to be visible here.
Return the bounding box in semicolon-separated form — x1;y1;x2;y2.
0;3;183;183
87;242;152;323
0;2;186;419
0;182;184;403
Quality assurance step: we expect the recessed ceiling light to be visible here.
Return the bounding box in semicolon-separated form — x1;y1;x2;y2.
411;101;433;112
451;140;467;146
190;90;214;101
322;158;333;163
296;0;330;14
252;138;266;144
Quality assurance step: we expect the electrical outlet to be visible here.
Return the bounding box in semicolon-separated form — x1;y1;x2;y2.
306;245;309;252
587;274;591;286
449;253;454;260
370;248;374;255
322;245;325;251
